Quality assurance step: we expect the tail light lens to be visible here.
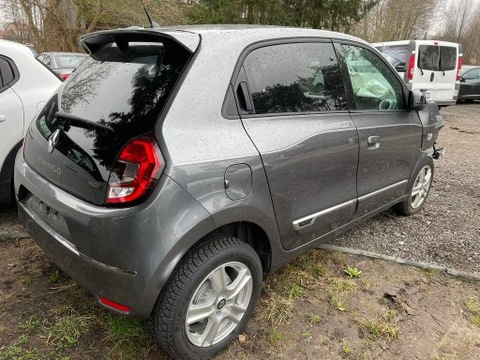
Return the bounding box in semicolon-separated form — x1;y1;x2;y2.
456;56;463;80
107;136;164;204
59;73;69;80
407;54;415;80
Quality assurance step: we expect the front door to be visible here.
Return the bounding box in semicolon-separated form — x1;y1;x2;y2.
339;43;423;217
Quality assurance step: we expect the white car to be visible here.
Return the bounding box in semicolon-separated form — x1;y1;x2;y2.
0;40;60;205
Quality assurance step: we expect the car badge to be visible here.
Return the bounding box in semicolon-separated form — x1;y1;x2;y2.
47;129;61;154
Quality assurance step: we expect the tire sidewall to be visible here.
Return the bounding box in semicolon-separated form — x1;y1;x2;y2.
405;156;434;215
161;240;262;359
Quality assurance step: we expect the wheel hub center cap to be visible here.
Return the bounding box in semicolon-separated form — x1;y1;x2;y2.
217;298;227;310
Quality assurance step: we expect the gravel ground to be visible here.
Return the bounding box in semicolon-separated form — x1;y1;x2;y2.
1;103;479;275
327;102;480;276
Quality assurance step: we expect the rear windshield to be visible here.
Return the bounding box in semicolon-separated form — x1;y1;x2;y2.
37;38;190;176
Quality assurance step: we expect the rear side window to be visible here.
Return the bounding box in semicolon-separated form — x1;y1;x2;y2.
440;46;457;71
243;42;347;114
418;45;440;71
0;57;16;90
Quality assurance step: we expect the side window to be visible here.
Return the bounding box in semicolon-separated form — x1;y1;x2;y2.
418;45;439;71
341;44;405;111
243;42;347;114
0;57;16;91
440;46;457;71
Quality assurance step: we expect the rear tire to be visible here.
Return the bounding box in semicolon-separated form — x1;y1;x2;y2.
395;157;434;216
154;236;262;360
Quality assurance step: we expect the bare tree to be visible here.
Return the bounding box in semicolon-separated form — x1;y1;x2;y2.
436;0;480;64
351;0;441;42
0;0;189;51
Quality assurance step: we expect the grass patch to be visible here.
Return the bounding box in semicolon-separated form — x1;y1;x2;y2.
330;278;356;292
300;329;312;339
46;306;94;349
103;315;155;360
287;283;306;299
267;328;282;343
465;299;480;313
342;341;352;354
472;316;480;327
19;315;46;332
330;294;348;312
264;294;294;324
308;313;321;326
359;310;399;341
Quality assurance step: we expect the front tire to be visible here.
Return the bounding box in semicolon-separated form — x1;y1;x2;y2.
395;157;434;216
154;237;262;360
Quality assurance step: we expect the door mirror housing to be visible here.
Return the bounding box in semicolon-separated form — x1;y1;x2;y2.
408;90;426;110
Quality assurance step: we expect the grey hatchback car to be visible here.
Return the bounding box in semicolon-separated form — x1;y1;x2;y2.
14;25;444;359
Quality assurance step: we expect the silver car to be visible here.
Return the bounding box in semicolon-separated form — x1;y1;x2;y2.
14;25;444;359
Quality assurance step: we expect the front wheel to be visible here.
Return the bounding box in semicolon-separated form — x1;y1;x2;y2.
154;236;262;360
395;157;434;216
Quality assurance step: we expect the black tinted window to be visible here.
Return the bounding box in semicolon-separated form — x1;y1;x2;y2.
418;45;439;71
0;57;15;88
243;43;346;114
37;39;190;172
440;46;457;71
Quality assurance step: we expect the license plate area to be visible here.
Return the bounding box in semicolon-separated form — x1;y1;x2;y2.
23;193;70;239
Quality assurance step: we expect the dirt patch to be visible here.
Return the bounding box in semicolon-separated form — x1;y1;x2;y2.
1;239;480;359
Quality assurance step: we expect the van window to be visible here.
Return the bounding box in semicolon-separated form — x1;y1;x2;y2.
243;42;347;114
342;45;405;111
418;45;439;71
440;46;457;71
375;45;408;70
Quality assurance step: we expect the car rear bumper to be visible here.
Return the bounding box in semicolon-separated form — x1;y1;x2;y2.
14;151;215;319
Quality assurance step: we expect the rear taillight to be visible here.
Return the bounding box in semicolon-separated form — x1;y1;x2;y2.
107;136;164;204
407;54;415;80
59;73;69;80
456;56;463;80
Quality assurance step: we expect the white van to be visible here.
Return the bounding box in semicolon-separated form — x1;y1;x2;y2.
372;40;462;106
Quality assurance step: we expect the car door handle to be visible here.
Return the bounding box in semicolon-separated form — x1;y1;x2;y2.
367;136;381;149
0;115;6;122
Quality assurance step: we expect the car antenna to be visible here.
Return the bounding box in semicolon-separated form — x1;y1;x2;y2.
141;0;160;28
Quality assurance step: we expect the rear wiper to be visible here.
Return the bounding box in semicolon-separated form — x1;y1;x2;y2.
52;111;114;133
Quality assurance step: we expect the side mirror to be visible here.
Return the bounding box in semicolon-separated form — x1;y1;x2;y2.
459;76;465;82
408;90;426;110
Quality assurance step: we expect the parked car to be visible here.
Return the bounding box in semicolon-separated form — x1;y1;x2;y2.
36;52;87;80
15;26;444;359
373;40;462;106
0;39;60;205
457;65;480;102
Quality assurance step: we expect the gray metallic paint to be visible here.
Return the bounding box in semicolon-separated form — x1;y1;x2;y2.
14;26;444;320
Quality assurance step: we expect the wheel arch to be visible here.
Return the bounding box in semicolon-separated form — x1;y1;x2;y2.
0;140;23;204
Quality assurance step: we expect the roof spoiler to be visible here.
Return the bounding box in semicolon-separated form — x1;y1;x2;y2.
79;29;200;54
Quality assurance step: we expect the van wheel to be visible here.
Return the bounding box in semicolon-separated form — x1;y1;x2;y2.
395;157;434;216
154;237;262;360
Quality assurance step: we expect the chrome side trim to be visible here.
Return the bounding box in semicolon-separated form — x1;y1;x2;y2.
19;202;137;277
292;199;356;231
358;180;408;202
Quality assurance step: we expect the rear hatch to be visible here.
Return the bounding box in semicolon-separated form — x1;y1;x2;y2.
23;29;197;205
